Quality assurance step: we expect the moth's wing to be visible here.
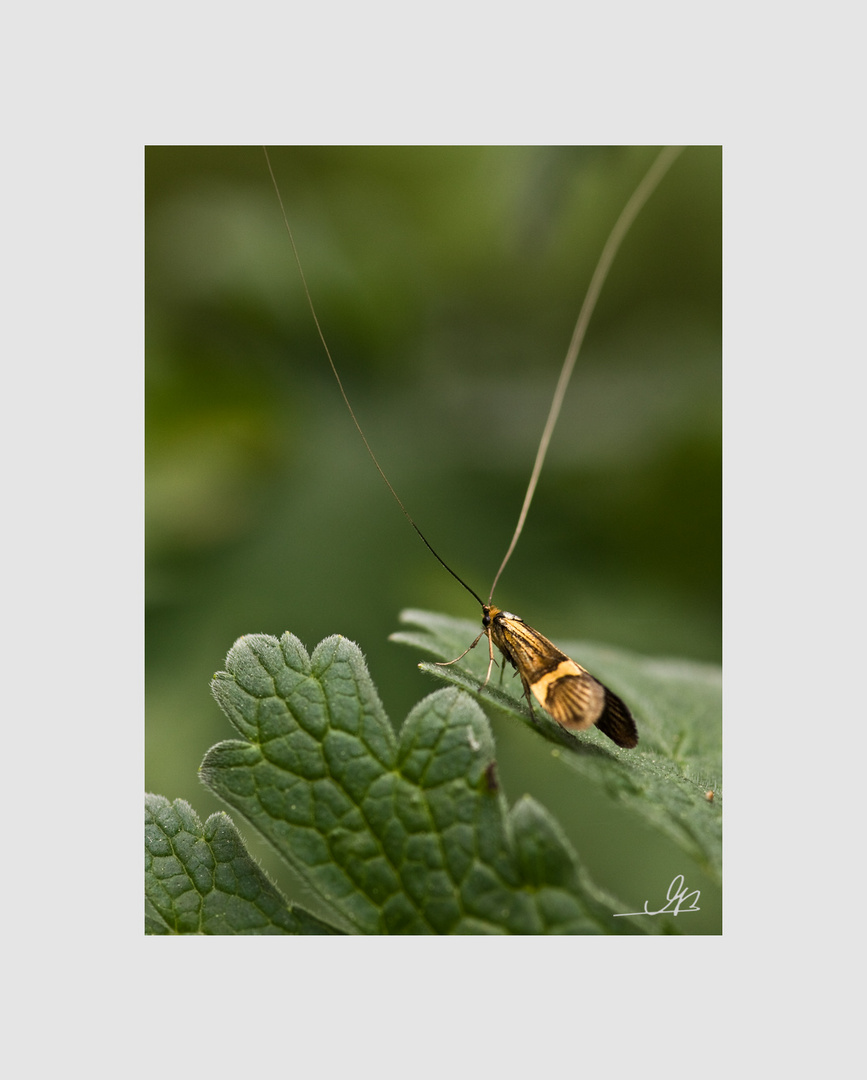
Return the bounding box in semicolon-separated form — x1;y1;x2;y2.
594;686;639;749
530;662;606;732
531;659;639;748
492;613;638;748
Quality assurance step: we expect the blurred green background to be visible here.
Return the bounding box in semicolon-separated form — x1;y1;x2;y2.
146;146;721;930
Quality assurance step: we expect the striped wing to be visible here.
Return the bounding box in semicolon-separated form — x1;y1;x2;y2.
488;608;638;749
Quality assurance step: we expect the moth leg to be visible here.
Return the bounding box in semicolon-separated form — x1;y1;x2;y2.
481;629;496;686
437;629;499;688
497;657;507;686
518;675;538;724
436;629;485;667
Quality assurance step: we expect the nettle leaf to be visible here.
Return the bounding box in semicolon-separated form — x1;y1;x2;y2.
200;631;652;934
145;793;342;934
392;609;722;881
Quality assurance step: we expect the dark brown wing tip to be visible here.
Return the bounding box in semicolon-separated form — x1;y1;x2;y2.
595;687;639;749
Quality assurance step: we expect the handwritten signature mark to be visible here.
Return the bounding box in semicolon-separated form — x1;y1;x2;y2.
613;874;701;917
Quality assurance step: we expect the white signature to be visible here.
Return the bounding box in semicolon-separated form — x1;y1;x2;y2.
613;874;701;917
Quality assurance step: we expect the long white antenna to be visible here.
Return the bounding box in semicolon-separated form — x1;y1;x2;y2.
487;146;684;602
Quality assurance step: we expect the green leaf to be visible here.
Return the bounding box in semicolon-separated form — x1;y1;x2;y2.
391;609;722;881
201;632;652;934
144;793;342;934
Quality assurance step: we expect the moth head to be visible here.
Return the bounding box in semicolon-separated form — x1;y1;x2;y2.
482;604;518;630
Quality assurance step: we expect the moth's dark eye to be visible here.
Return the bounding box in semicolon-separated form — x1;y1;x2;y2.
482;611;491;628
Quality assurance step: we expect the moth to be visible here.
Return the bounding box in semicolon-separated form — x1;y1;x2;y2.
264;147;681;751
440;602;638;749
483;605;637;748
